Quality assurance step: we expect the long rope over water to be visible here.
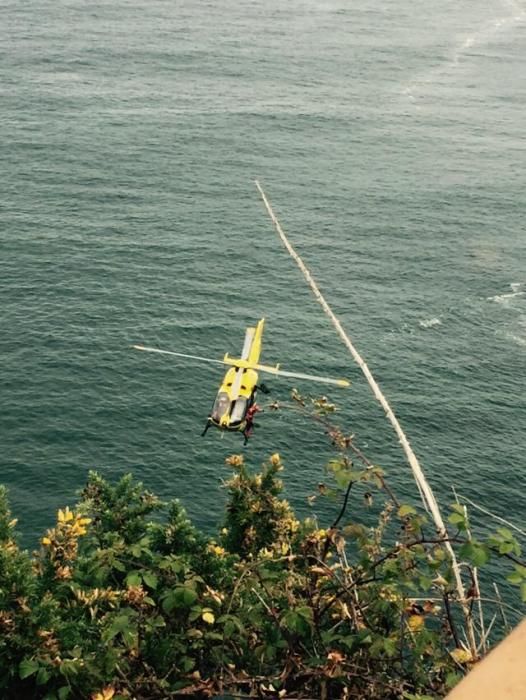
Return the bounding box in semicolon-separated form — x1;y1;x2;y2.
255;179;477;655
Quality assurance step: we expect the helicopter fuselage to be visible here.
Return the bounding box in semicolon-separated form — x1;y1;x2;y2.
209;366;259;431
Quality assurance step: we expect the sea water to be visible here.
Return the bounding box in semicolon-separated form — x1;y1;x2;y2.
1;1;525;568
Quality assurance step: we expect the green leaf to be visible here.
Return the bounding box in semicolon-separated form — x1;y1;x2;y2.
343;523;367;540
282;609;311;635
121;626;138;649
188;605;202;622
489;529;521;557
19;658;39;679
142;572;158;589
334;471;352;489
296;605;314;622
497;527;514;540
36;666;51;685
58;688;71;700
459;542;490;568
383;637;397;657
163;586;197;612
105;613;135;641
59;659;80;678
448;512;466;529
418;575;433;590
507;566;526;586
224;620;236;637
398;505;417;518
445;672;462;690
175;586;198;607
450;503;466;515
180;656;195;672
219;614;244;638
521;582;526;603
125;571;142;587
149;614;166;628
324;634;343;649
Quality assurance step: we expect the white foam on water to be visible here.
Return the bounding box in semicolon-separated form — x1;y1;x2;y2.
505;331;526;347
452;1;526;64
487;283;525;304
488;291;525;303
419;317;442;329
402;0;526;101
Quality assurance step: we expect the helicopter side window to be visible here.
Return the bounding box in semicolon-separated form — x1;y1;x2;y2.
230;397;248;424
211;392;230;421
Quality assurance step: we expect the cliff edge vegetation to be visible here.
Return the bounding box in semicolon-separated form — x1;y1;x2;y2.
1;398;524;699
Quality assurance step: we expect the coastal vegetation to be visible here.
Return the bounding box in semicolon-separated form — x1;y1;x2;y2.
1;397;524;699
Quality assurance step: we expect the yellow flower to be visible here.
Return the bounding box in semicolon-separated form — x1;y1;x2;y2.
269;453;282;467
41;537;52;546
57;507;74;523
202;611;215;624
225;454;244;467
207;544;226;557
407;614;424;632
451;647;474;664
91;687;115;700
71;522;88;536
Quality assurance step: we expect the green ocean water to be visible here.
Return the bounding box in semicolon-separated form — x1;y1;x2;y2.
1;0;525;560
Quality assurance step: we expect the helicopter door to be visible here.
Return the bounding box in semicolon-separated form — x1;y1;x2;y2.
230;397;248;425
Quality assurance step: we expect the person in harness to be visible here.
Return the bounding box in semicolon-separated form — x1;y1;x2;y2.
243;403;262;445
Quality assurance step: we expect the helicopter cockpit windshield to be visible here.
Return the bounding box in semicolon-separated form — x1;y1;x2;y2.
211;392;230;422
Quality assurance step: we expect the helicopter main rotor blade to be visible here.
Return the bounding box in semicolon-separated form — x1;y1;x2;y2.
132;346;349;387
132;345;228;367
254;363;350;388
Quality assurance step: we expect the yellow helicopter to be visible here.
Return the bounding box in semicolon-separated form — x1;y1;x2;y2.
133;319;349;443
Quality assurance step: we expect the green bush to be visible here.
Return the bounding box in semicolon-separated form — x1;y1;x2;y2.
0;406;524;699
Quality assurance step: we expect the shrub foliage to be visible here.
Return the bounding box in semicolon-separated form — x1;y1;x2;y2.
1;404;524;699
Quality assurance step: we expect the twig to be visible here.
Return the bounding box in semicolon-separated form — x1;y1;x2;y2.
452;486;486;653
492;584;511;631
330;477;354;530
455;492;526;538
477;612;498;653
443;592;461;648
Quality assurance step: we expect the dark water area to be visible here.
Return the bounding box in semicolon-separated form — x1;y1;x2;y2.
1;0;525;613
